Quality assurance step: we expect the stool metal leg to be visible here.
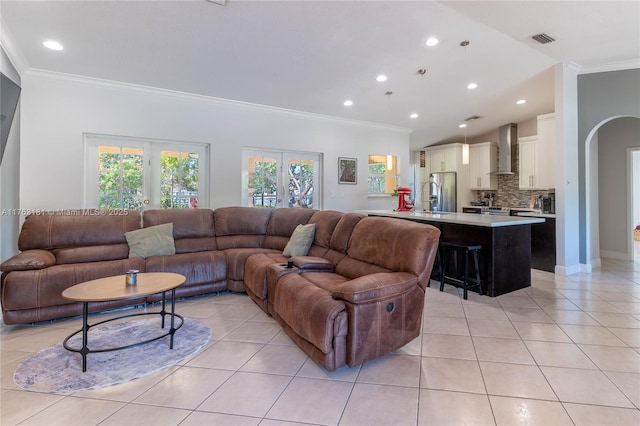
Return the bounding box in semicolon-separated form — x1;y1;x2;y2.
439;247;447;292
473;250;482;296
463;250;469;300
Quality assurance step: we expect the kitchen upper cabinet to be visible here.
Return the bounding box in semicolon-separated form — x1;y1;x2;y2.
518;113;556;190
469;142;497;190
518;136;539;189
430;146;458;172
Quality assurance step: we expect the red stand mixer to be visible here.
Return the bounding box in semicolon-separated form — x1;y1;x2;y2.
395;187;413;212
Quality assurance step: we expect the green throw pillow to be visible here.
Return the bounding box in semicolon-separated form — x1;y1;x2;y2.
283;223;316;257
125;223;175;259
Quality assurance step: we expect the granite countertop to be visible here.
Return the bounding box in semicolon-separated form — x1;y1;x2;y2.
358;210;545;228
516;212;556;219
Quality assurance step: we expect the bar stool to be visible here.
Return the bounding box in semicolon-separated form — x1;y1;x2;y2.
439;241;482;300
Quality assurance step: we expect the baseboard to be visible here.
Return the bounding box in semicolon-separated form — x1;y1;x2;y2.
580;258;601;273
600;250;631;261
554;263;581;276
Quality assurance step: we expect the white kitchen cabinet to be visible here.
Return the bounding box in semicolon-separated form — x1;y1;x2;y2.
468;142;497;190
518;136;539;189
518;113;556;190
430;146;457;172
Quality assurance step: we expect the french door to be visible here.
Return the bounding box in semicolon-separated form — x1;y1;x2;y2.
243;149;322;209
84;134;209;210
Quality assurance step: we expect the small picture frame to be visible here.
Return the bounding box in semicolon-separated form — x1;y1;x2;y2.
338;157;357;184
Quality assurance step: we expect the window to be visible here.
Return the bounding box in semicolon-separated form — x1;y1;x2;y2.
367;154;398;195
243;149;321;209
84;134;209;210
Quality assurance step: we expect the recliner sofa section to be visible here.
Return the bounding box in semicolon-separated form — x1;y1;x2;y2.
1;206;440;371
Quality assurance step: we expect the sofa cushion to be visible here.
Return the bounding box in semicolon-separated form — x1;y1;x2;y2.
263;208;317;250
0;250;56;272
283;224;316;256
214;207;271;249
18;210;141;251
53;244;130;265
125;223;176;259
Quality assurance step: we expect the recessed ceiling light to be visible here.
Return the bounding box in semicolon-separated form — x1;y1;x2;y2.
425;37;439;47
410;113;419;119
459;123;467;128
376;75;388;82
343;100;353;106
517;99;527;105
43;40;64;51
467;82;478;90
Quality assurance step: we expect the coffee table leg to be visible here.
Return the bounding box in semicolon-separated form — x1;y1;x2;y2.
169;288;176;349
81;302;89;372
160;291;167;329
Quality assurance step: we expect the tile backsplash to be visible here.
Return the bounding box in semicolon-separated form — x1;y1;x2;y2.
471;145;554;208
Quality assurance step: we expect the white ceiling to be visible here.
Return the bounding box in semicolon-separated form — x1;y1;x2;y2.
2;1;639;150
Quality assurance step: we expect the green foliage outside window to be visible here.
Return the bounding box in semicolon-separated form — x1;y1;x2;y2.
97;148;199;210
98;151;144;210
160;153;199;209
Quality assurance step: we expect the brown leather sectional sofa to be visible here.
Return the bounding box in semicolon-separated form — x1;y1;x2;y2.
1;207;440;370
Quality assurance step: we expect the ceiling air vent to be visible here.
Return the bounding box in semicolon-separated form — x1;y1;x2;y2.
465;115;481;122
532;33;555;44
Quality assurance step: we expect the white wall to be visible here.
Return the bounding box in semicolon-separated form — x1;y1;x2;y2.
20;71;411;214
598;117;640;259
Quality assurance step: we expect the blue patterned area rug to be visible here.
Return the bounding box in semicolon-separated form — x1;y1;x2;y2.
14;317;210;394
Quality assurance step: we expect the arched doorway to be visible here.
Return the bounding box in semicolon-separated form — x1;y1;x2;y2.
584;115;640;269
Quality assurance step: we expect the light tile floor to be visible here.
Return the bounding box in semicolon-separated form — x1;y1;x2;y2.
1;258;639;425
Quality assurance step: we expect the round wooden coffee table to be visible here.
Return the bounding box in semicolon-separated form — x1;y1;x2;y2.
62;272;186;372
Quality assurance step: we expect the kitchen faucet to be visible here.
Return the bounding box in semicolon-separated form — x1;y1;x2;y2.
421;180;442;212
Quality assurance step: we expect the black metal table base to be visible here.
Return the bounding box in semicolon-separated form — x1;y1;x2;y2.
63;289;183;372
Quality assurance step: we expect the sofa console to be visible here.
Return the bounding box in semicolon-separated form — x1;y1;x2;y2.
1;207;440;370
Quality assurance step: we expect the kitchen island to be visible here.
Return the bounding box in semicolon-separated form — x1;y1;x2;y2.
359;210;545;297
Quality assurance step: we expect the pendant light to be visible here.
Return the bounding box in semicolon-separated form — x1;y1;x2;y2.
462;125;470;165
386;91;393;170
461;40;470;165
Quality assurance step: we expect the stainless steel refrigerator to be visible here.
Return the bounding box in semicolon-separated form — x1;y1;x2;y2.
425;172;457;212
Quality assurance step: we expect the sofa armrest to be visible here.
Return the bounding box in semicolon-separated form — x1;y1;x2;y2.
0;250;56;272
331;272;418;304
291;256;335;272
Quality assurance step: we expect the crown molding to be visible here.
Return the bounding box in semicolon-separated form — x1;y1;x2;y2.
24;68;414;134
579;58;640;75
0;17;29;76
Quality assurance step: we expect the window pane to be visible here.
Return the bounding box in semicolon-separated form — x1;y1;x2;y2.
367;154;398;194
248;155;278;207
287;158;314;208
160;151;199;209
97;146;143;209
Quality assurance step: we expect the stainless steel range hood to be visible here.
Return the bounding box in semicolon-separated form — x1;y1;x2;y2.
490;123;517;175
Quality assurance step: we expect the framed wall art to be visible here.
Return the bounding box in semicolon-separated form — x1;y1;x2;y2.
338;157;357;184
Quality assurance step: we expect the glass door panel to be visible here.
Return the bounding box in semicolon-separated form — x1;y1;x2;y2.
244;149;321;209
85;134;208;210
247;154;279;207
97;146;144;209
286;156;315;208
160;150;200;208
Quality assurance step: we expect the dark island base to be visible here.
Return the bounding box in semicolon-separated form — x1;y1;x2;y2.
531;218;556;273
410;220;532;297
